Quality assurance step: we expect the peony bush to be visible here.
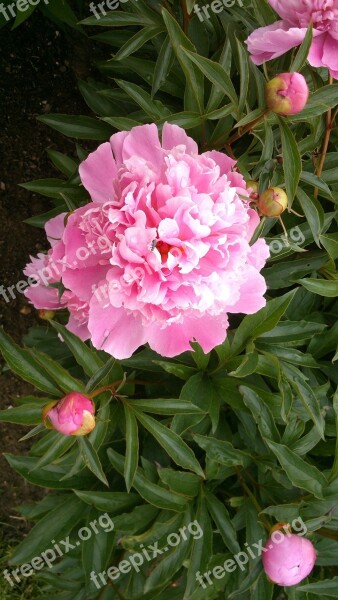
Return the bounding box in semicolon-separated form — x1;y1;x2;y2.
1;0;337;598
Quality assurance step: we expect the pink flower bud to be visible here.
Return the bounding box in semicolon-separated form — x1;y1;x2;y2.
262;532;316;587
257;187;288;217
265;73;309;116
42;392;95;436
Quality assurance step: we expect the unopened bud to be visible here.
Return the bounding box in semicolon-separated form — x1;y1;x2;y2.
257;187;288;217
262;533;316;586
38;309;55;320
42;392;96;436
265;73;309;116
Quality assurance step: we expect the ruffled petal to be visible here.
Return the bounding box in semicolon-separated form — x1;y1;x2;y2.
79;142;117;203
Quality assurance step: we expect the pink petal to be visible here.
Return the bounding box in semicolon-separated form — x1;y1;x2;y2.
162;123;198;155
147;314;229;357
110;130;129;165
308;33;326;67
322;34;338;72
88;297;148;359
24;285;63;310
62;265;109;302
119;124;163;173
45;213;67;247
79;142;118;203
229;267;267;314
246;22;308;64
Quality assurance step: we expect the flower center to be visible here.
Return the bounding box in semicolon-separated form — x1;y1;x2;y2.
156;241;174;262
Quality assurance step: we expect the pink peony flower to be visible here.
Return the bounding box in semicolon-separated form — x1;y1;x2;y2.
246;0;338;79
24;123;269;359
265;73;309;115
262;532;316;586
42;392;96;436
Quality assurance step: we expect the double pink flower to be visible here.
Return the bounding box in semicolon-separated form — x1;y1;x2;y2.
24;124;269;359
247;0;338;79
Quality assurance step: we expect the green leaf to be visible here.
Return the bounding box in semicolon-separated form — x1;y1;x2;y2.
0;328;60;396
32;349;85;394
132;409;205;478
80;11;153;27
115;26;164;61
129;398;204;415
9;496;85;564
205;490;240;554
152;35;174;97
107;448;187;511
281;362;325;439
231;290;296;355
290;23;313;71
47;150;78;177
115;79;169;120
74;490;140;513
0;404;43;425
154;361;197;380
193;434;251;468
181;47;237;108
265;439;327;498
297;577;338;596
50;321;104;376
158;469;201;498
161;8;204;112
184;491;213;598
320;232;338;261
240;386;280;442
77;437;109;487
298;278;338;297
144;506;193;592
297;187;325;247
236;36;249;115
102;116;141;131
278;117;302;203
290;84;338;121
32;435;76;470
85;356;122;393
4;453;94;489
37;114;113;140
124;405;139;492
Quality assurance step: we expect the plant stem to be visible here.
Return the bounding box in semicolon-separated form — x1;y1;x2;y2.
314;74;334;197
211;110;269;151
180;0;190;34
235;467;271;532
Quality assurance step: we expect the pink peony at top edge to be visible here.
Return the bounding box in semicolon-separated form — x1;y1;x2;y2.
246;0;338;80
42;392;96;436
24;123;270;359
262;533;317;586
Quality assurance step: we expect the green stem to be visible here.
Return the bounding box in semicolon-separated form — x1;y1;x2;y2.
236;467;271;532
211;110;269;151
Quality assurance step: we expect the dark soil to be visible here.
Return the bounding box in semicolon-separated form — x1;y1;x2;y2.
0;13;92;534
